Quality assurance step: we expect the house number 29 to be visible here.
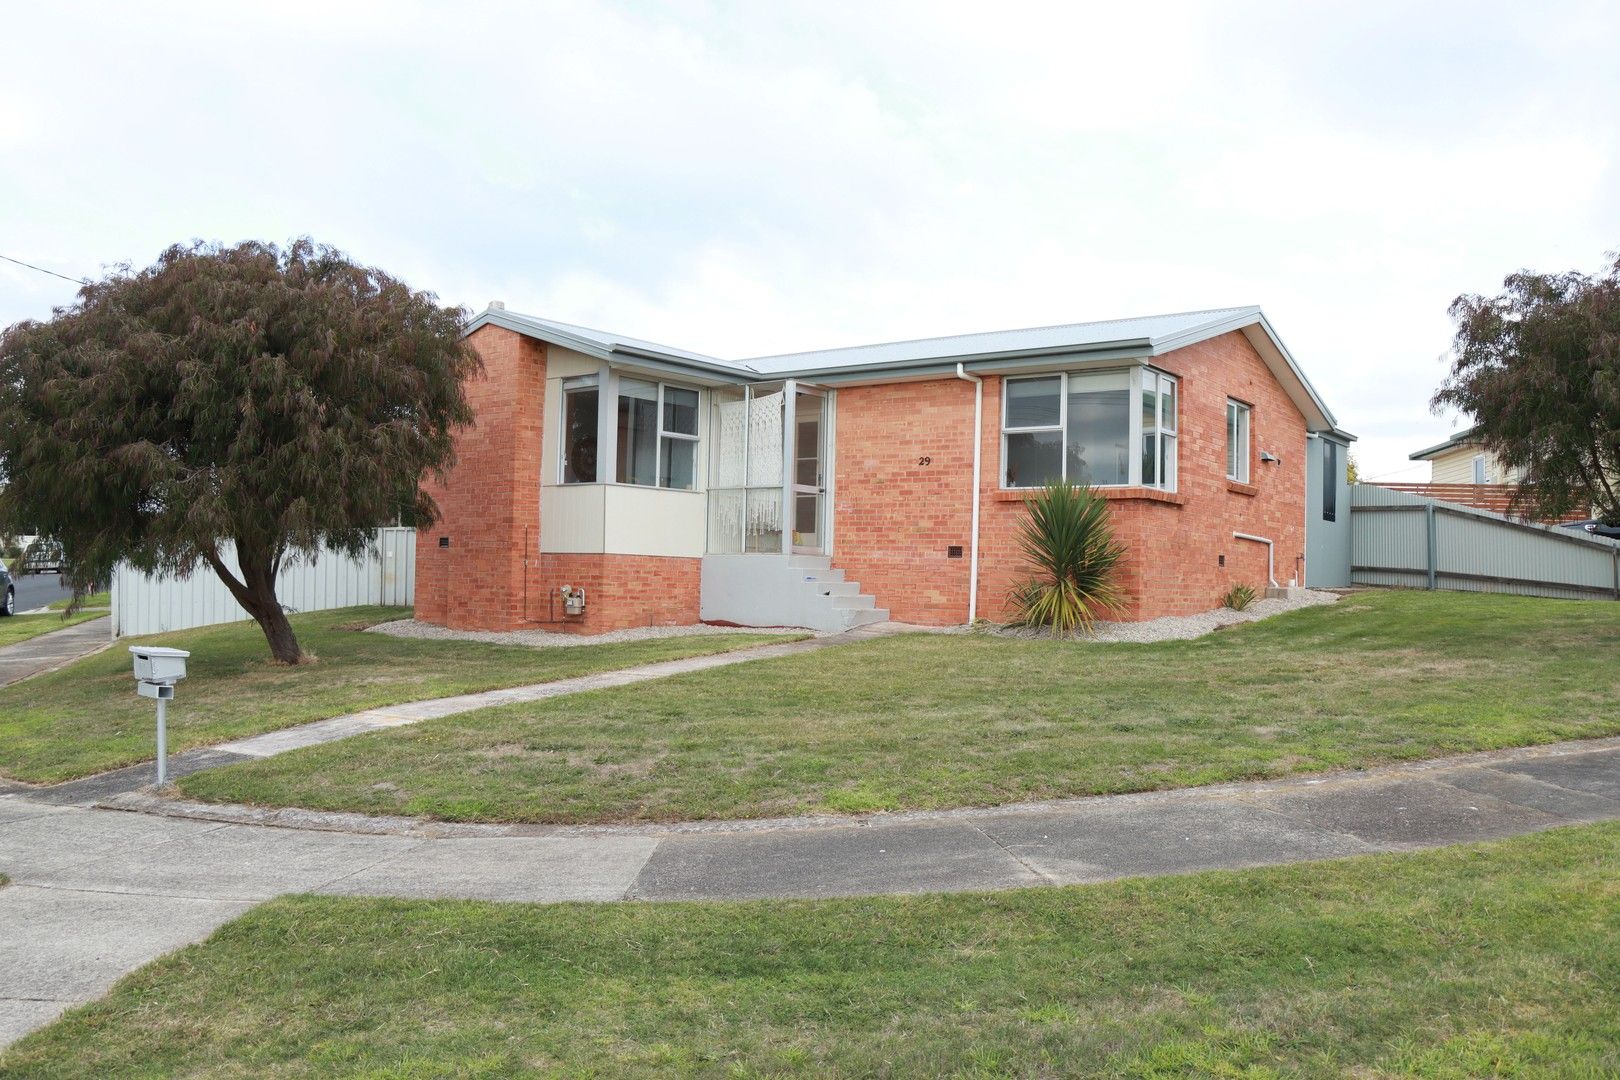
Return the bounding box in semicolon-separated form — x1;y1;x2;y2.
917;455;932;466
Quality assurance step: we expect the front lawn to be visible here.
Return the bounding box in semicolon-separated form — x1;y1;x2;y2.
182;590;1620;824
5;823;1617;1077
0;609;104;649
0;608;798;783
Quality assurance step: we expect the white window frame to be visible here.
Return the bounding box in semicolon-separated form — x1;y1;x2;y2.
1226;399;1251;483
617;377;701;490
1001;366;1177;492
1472;453;1488;485
559;374;600;485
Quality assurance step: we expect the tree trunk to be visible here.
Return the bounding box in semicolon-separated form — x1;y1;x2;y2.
203;543;306;664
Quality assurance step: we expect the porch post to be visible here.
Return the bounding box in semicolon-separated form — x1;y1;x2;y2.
780;380;797;555
596;362;617;485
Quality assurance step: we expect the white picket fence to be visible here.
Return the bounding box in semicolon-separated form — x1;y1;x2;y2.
110;528;416;638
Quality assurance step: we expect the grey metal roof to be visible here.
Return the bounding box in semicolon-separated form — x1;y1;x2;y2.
1409;426;1479;461
742;306;1262;373
463;302;1345;435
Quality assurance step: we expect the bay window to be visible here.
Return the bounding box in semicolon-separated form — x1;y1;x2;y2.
1002;367;1176;491
1226;399;1251;483
617;378;699;489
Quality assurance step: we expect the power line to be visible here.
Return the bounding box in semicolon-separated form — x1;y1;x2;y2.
0;253;90;286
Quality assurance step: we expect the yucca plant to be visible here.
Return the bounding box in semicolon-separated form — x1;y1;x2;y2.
1223;583;1257;610
1007;481;1127;636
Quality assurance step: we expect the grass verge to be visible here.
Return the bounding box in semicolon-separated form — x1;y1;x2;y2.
4;823;1617;1077
182;590;1620;824
47;590;110;611
0;607;799;783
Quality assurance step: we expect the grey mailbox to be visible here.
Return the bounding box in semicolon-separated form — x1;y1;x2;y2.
130;645;190;785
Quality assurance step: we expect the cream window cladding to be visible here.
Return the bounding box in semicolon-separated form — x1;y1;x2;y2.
1002;366;1176;491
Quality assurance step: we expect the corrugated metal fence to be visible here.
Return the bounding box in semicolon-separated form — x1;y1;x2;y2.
1351;484;1620;601
110;528;416;637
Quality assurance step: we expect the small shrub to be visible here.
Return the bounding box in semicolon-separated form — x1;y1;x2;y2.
1223;583;1257;610
1007;482;1126;635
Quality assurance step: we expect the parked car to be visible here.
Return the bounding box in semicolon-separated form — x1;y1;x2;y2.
1559;520;1620;540
21;540;64;574
1;558;14;617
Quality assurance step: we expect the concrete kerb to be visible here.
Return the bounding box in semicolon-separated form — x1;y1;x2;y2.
96;732;1620;840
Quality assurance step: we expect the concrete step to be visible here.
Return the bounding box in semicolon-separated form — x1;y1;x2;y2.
788;554;832;570
798;568;846;584
841;607;889;628
831;594;876;611
804;580;860;598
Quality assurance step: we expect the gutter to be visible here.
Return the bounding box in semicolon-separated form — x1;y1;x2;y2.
1233;531;1278;588
955;363;983;624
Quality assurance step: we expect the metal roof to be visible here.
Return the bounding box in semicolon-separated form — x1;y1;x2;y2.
1410;426;1479;461
464;303;1346;435
742;306;1262;373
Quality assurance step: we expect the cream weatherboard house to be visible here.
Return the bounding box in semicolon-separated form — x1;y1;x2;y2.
414;304;1354;634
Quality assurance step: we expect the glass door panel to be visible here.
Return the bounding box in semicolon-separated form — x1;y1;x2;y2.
791;390;826;553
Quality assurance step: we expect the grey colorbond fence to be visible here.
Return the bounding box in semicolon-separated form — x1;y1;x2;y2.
1351;484;1620;601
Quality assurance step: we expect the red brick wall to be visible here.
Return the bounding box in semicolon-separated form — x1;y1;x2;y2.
535;553;700;632
832;331;1308;624
831;379;975;624
414;325;545;631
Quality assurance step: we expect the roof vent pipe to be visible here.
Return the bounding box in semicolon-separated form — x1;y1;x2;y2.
955;363;983;624
488;300;506;310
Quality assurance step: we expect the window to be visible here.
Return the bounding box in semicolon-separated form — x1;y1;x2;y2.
561;378;598;484
1472;454;1488;484
617;378;699;489
1141;370;1177;490
1322;440;1339;522
1226;400;1251;483
1002;368;1173;490
707;383;785;553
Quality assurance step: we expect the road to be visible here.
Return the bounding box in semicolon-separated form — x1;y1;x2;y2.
11;573;74;613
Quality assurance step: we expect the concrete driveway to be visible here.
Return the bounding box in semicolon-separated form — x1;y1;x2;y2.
3;736;1619;1049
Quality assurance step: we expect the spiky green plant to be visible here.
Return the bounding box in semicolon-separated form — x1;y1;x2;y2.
1007;482;1127;636
1223;583;1257;610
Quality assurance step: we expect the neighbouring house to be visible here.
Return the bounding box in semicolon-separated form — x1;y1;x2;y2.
1409;426;1523;486
414;304;1355;633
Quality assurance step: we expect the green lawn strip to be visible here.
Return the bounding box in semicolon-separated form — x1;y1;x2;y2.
46;589;110;610
6;823;1618;1077
0;609;103;649
183;590;1620;824
0;606;799;783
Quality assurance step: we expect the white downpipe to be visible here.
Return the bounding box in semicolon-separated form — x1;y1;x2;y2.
1233;531;1278;588
955;363;983;624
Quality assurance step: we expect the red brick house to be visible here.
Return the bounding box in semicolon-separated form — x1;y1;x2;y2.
415;305;1353;633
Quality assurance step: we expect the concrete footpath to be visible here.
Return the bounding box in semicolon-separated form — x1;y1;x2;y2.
0;617;111;688
3;736;1619;1049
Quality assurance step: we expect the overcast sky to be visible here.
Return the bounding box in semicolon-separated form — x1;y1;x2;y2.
3;1;1616;479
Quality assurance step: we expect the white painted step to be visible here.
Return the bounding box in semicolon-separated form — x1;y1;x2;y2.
788;554;832;570
799;568;846;583
841;607;889;628
832;594;876;611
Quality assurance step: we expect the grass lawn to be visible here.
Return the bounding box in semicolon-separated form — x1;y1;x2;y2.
0;609;104;649
0;607;797;783
5;823;1617;1077
47;589;110;610
182;589;1620;824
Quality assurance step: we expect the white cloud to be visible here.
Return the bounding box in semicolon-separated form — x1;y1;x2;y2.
2;0;1616;478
